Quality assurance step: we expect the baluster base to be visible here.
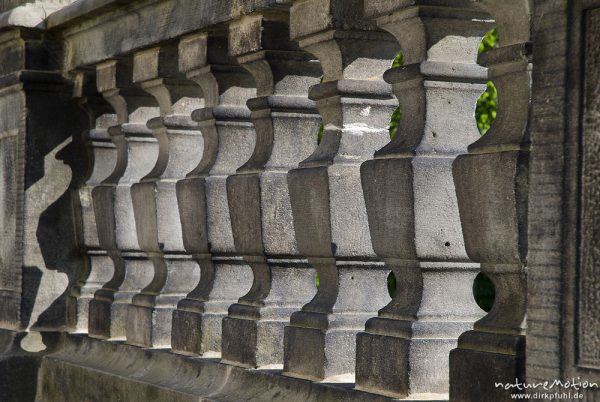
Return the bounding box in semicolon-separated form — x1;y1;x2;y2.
171;309;203;355
171;310;227;356
171;259;253;356
449;330;526;402
220;261;315;368
126;304;174;348
283;261;389;381
126;257;200;348
221;316;287;368
88;256;154;340
283;321;359;381
88;299;115;340
355;329;456;398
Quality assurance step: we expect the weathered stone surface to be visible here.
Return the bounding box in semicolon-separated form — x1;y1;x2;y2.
50;0;294;70
0;0;587;400
283;0;398;380
222;12;320;368
578;6;600;369
449;1;532;400
71;72;118;333
170;33;255;356
355;2;492;398
125;45;204;348
37;333;404;402
88;59;159;340
0;31;90;341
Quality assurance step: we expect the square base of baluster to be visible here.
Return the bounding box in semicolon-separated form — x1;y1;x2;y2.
126;304;173;348
89;299;130;340
449;331;526;402
171;310;225;356
355;332;454;398
221;316;286;368
283;324;357;381
88;299;111;339
171;310;202;355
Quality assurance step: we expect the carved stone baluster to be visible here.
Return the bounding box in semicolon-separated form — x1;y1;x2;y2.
171;32;256;356
357;1;493;398
220;13;321;368
283;0;399;380
450;2;532;401
71;71;117;333
89;60;158;340
127;46;204;348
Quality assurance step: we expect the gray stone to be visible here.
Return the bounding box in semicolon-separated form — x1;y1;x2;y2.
284;0;399;380
0;0;589;400
73;76;118;333
448;2;532;399
355;2;492;398
221;13;320;369
170;33;256;356
37;333;407;402
89;59;159;340
125;45;204;348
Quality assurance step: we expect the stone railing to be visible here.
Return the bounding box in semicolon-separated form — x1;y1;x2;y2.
0;0;538;401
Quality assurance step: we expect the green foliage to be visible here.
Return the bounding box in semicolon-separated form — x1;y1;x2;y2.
387;272;397;298
389;107;402;139
317;123;324;144
473;273;495;312
478;28;499;53
391;52;404;69
471;28;499;312
476;29;499;135
476;82;498;135
388;52;404;139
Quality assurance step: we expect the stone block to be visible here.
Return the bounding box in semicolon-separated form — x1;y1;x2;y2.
450;346;525;402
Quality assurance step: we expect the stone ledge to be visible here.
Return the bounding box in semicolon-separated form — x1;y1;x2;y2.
46;0;292;69
46;0;135;29
36;334;448;401
0;3;64;31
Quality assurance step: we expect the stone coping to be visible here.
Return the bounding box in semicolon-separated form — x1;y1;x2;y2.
36;333;449;401
0;3;63;31
46;0;134;29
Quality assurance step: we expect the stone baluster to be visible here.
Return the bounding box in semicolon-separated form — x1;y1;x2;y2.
126;46;204;348
171;32;256;356
71;71;117;333
283;0;399;380
88;60;159;340
221;13;321;369
357;1;493;398
449;1;532;401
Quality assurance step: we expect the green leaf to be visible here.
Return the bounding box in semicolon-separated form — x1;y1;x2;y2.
475;29;499;135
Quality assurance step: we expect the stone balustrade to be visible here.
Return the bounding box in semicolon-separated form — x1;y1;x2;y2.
0;0;561;401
